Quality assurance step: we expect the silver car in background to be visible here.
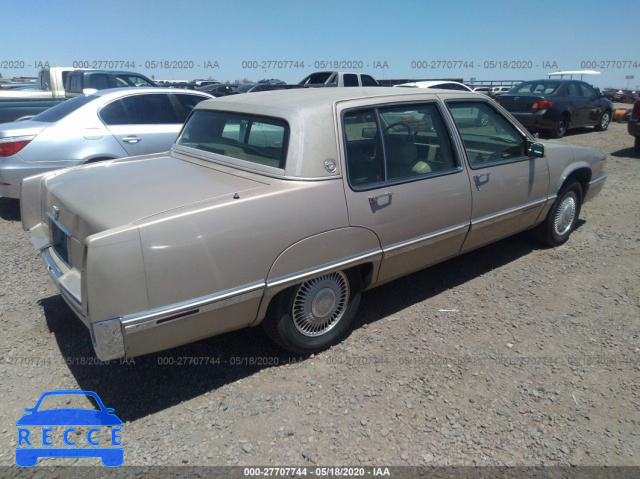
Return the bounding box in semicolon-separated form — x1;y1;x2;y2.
0;87;212;198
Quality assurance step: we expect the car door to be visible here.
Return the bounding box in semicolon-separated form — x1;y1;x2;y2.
99;93;184;156
566;81;589;126
447;100;550;252
578;82;605;126
339;101;472;284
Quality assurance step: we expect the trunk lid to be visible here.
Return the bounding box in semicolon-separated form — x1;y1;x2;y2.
0;119;49;139
41;154;269;242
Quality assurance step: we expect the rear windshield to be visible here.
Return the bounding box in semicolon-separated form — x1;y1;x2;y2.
512;82;559;95
177;110;289;169
31;95;98;123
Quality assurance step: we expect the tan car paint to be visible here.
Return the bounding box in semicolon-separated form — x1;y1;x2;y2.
21;88;607;360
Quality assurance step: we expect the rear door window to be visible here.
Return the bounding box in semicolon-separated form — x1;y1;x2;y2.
344;103;458;188
173;94;209;121
100;94;179;125
99;99;129;125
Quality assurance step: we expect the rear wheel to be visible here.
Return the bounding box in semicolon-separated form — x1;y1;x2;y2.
262;269;362;354
549;113;569;138
594;110;611;131
531;180;582;246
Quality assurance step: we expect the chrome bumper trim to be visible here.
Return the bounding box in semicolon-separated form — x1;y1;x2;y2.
91;319;126;361
42;249;82;312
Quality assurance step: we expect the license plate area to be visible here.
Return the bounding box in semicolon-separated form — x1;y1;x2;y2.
47;213;71;268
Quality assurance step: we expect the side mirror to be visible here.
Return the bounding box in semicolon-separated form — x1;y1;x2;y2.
527;141;544;158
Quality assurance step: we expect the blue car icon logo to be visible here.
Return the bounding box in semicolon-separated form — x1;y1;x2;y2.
16;390;123;467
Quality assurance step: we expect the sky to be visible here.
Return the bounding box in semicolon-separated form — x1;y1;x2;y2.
2;0;639;89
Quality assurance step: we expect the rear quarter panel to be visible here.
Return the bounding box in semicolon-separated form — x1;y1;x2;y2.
136;178;350;312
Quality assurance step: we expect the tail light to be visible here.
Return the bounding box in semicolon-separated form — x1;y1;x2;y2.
0;135;35;157
495;99;502;105
632;100;640;120
530;101;553;111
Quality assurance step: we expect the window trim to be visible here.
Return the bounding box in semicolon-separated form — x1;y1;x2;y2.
99;92;182;126
341;100;464;192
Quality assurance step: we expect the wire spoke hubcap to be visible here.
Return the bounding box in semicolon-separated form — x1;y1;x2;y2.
292;272;350;337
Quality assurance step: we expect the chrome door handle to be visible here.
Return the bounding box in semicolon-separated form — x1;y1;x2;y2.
122;136;141;144
473;173;490;190
368;191;392;205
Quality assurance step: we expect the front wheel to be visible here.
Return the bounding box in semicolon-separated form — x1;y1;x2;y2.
634;136;640;153
530;180;582;246
262;269;362;354
594;110;611;131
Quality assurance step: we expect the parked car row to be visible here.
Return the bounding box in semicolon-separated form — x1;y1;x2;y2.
16;87;606;361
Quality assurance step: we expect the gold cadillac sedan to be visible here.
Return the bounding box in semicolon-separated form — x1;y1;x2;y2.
21;88;607;360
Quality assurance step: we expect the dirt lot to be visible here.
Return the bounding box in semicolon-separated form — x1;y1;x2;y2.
0;112;638;473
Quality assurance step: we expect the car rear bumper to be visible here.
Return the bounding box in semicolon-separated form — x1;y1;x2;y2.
510;111;557;130
40;240;264;361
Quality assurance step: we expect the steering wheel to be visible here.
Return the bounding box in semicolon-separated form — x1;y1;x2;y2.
383;122;414;138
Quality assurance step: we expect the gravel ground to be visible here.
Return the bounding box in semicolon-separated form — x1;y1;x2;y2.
0;112;638;473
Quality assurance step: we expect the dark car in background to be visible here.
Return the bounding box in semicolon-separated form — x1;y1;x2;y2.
613;89;638;103
198;83;238;97
232;83;287;94
496;79;613;138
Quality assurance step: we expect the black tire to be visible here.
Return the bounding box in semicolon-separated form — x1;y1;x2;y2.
634;136;640;153
549;113;569;138
594;110;611;131
531;180;582;246
262;269;362;354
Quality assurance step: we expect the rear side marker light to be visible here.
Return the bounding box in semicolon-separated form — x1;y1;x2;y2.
156;309;200;325
0;135;35;157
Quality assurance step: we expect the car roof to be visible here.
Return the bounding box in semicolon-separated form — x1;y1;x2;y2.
188;87;482;179
394;81;471;90
521;79;582;83
200;86;477;111
91;87;210;99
